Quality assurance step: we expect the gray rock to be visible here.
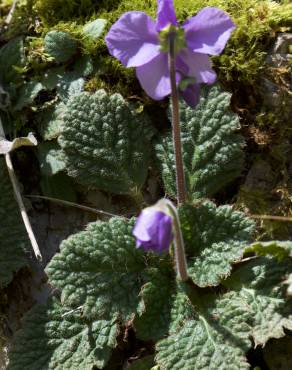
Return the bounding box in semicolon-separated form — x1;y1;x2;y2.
260;33;291;116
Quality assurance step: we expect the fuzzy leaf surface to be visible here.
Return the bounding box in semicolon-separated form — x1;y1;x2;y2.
224;257;292;345
156;85;244;200
46;217;145;321
7;298;118;370
58;90;155;194
44;31;78;63
134;264;175;341
0;158;28;287
179;202;254;287
156;290;252;370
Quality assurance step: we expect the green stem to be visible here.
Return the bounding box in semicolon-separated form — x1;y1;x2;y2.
168;33;187;204
165;200;188;282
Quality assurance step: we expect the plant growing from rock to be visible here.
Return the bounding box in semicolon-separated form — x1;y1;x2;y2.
1;1;292;369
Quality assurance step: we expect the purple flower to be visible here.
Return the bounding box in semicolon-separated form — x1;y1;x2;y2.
133;207;173;253
105;1;235;107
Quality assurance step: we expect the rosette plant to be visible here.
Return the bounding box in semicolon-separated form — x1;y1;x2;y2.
5;2;292;370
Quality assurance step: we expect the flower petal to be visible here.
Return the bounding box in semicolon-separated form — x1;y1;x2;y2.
177;49;217;84
136;53;174;100
180;83;201;108
183;7;235;55
105;11;160;67
156;0;178;31
133;208;173;253
157;214;173;252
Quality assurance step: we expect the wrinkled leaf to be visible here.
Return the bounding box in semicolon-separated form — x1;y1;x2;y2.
156;85;244;201
179;202;254;287
46;217;146;321
44;31;78;63
134;265;175;341
224;257;292;346
58;90;155;194
7;298;119;370
156;290;252;370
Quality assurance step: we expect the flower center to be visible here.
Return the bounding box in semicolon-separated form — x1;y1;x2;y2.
159;24;186;54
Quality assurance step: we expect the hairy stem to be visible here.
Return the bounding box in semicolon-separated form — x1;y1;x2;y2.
166;200;188;281
168;34;187;204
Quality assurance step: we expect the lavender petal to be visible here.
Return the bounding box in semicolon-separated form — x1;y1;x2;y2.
105;11;160;67
183;7;236;56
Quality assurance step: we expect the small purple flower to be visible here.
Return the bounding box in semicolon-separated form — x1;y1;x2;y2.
133;207;173;253
106;1;235;107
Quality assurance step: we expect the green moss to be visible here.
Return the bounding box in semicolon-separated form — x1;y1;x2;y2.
31;0;291;93
34;0;120;25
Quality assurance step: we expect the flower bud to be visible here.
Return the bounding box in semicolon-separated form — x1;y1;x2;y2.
133;200;173;253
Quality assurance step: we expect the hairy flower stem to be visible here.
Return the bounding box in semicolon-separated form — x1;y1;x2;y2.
166;200;188;281
168;33;187;204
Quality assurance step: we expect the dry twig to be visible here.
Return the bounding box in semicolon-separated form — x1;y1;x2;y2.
0;117;42;260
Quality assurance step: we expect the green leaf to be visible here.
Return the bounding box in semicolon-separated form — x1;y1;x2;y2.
0;158;28;287
0;37;25;85
38;141;67;176
134;265;175;341
44;31;78;63
156;85;245;200
246;240;292;260
83;19;107;39
7;298;118;370
156;290;252;370
179;202;254;287
224;257;292;346
46;217;145;321
57;72;85;102
13;81;43;111
58;90;155;194
38;102;66;140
